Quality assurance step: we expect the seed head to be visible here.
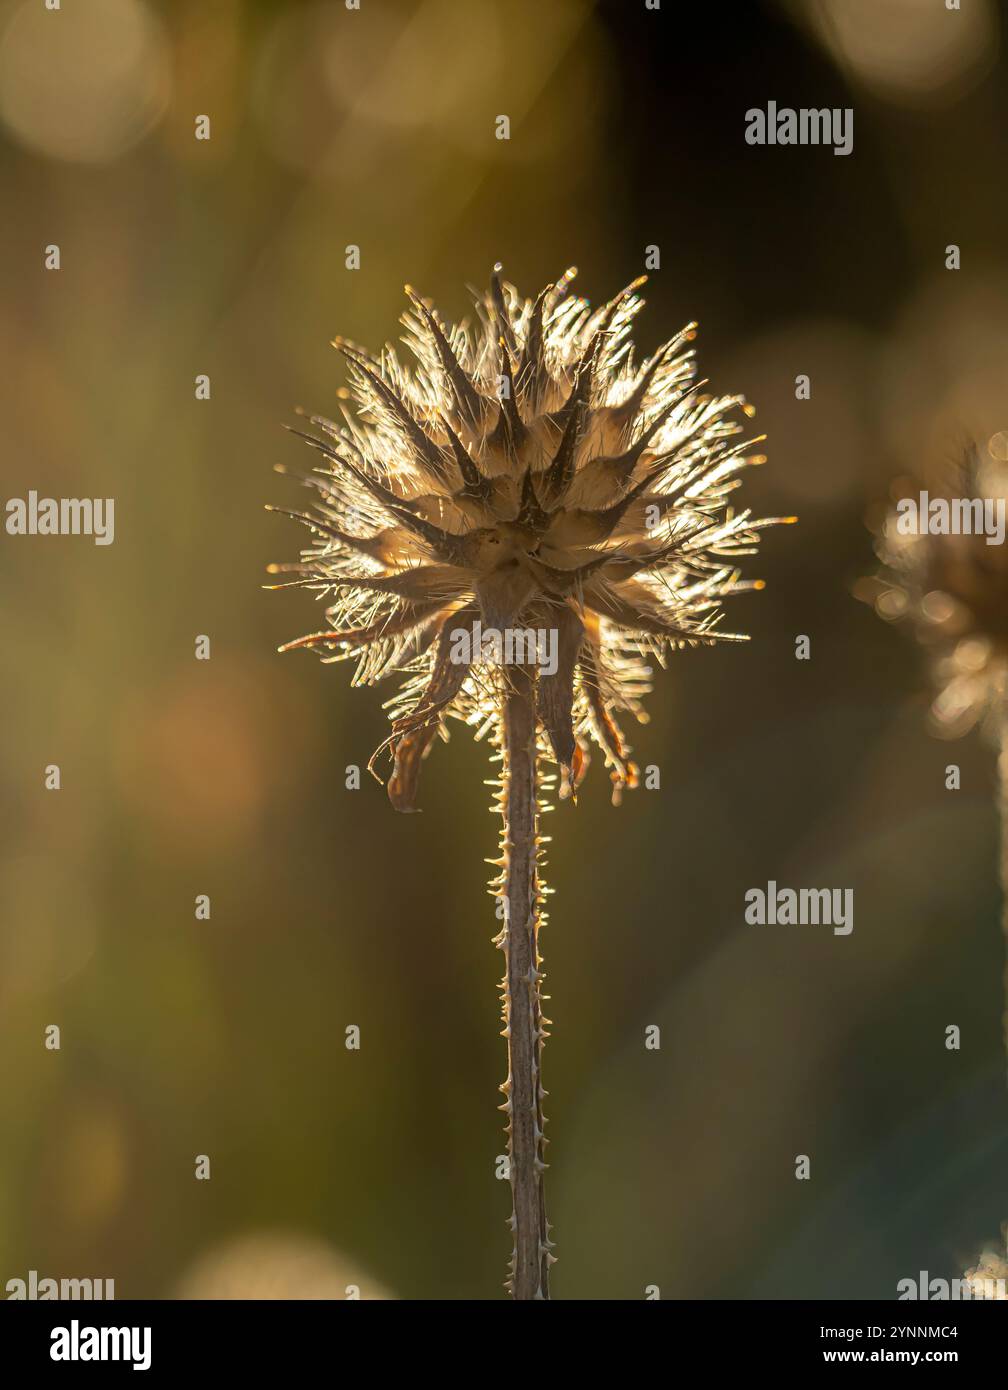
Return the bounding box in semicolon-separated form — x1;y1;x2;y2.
269;268;788;808
963;1234;1008;1299
866;444;1008;738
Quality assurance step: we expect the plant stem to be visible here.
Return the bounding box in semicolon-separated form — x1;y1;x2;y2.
500;663;551;1299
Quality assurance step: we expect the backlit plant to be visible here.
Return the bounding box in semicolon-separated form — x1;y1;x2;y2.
269;267;789;1298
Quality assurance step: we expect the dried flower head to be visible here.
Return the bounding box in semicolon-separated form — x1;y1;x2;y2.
866;445;1008;738
269;267;789;808
963;1233;1008;1300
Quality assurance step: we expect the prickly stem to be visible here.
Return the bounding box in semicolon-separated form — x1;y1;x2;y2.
497;663;551;1299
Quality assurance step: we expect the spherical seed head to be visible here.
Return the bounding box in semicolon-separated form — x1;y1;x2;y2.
272;269;785;809
869;444;1008;737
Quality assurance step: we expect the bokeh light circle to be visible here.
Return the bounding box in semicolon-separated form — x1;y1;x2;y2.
0;0;170;163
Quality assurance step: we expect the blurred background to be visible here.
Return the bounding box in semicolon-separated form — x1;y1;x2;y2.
1;0;1007;1300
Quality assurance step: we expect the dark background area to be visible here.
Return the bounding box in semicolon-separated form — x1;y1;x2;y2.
1;0;1006;1298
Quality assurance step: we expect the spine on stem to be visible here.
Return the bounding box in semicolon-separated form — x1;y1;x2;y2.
493;663;552;1299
